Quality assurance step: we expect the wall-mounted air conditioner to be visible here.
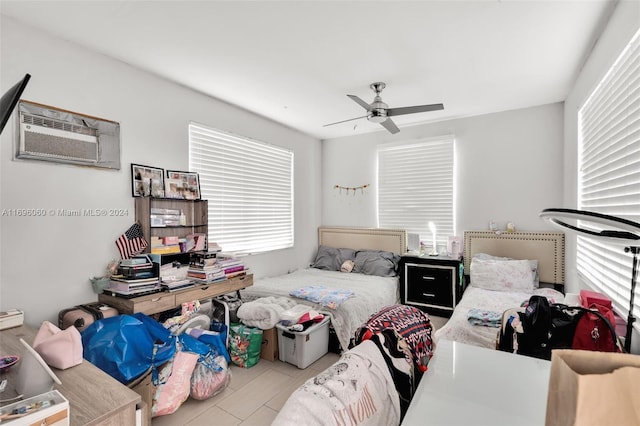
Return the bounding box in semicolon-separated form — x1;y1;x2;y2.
15;101;120;169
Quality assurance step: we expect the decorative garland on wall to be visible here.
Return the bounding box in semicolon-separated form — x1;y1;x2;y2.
334;184;370;195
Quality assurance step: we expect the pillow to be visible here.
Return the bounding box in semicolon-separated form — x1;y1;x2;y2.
311;246;356;271
352;250;400;277
472;253;539;288
340;260;355;273
470;256;536;292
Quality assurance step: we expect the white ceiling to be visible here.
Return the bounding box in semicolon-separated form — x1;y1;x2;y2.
1;0;615;140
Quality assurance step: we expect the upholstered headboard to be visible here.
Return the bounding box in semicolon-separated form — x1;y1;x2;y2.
463;231;565;286
318;226;407;254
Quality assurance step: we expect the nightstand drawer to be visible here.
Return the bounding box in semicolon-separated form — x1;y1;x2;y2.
404;264;455;309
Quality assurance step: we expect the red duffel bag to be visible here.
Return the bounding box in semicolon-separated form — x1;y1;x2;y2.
572;303;620;352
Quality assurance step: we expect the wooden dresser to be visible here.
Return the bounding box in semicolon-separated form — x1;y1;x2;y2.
0;325;142;425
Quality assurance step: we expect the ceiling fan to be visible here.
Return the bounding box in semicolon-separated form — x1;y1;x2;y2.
324;82;444;134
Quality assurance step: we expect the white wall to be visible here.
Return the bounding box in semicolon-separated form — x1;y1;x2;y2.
563;0;640;353
0;17;322;327
323;103;564;240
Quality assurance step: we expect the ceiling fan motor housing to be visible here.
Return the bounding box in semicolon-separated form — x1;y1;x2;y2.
369;98;389;123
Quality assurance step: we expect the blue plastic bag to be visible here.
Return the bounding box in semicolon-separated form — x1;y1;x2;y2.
198;323;230;363
82;314;176;384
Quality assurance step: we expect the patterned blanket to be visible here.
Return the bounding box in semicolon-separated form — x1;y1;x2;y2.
289;285;355;309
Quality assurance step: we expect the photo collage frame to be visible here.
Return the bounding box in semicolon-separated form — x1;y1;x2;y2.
131;164;201;200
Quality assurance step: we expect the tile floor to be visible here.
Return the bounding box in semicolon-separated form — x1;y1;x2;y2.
151;351;341;425
151;315;448;425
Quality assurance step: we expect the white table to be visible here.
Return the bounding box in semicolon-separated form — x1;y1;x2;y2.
402;340;551;425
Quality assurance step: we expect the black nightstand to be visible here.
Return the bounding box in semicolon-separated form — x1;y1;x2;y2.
399;254;465;317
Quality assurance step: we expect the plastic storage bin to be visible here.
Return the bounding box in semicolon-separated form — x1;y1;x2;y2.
276;316;330;369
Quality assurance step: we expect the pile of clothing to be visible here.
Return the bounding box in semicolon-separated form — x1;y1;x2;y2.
236;296;325;331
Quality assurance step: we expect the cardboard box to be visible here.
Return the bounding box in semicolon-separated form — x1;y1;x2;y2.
0;389;69;425
260;327;279;362
546;349;640;426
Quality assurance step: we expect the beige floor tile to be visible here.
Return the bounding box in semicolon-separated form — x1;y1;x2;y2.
227;360;273;391
264;367;319;411
239;406;279;426
217;369;291;420
308;351;340;372
430;315;449;332
268;358;317;379
168;386;236;423
185;405;242;426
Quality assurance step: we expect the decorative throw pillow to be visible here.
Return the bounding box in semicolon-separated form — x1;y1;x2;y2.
473;253;539;288
470;256;536;292
353;250;400;277
311;246;356;271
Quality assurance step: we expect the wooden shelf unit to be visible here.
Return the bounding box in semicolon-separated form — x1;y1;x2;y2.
135;197;208;258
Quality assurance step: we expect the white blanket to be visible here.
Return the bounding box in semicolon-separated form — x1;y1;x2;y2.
273;339;402;426
240;268;399;351
435;285;565;349
236;296;298;329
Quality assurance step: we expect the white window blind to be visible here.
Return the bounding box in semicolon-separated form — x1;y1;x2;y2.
189;123;294;254
377;136;455;248
577;28;640;326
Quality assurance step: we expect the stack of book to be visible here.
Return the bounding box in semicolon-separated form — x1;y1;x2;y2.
151;235;182;255
160;277;195;292
216;255;247;279
187;264;225;283
187;248;225;283
106;255;161;298
118;255;155;279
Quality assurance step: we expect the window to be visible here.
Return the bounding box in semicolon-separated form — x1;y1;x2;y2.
577;28;640;325
189;123;294;254
377;136;455;248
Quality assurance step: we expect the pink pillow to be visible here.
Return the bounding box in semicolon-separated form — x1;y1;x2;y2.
33;321;83;370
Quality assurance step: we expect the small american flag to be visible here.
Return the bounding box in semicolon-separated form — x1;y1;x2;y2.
116;223;149;259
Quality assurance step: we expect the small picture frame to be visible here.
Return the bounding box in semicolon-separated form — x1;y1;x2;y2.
131;164;165;198
165;170;201;200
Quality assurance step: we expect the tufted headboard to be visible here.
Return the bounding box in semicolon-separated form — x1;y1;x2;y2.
463;231;565;287
318;226;407;254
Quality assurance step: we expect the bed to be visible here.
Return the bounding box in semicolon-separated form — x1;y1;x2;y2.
435;231;566;349
240;226;407;352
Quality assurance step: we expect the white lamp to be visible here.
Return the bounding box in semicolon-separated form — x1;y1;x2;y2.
428;221;439;256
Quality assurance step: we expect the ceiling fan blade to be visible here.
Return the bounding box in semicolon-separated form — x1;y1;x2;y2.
347;94;372;111
323;115;368;127
386;103;444;117
380;118;400;134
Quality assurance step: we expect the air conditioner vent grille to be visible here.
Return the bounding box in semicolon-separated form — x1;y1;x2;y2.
21;113;97;137
22;130;98;162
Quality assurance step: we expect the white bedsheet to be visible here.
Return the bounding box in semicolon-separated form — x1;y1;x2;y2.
240;268;400;351
434;285;564;349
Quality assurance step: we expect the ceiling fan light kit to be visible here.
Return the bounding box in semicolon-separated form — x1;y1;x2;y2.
324;82;444;134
